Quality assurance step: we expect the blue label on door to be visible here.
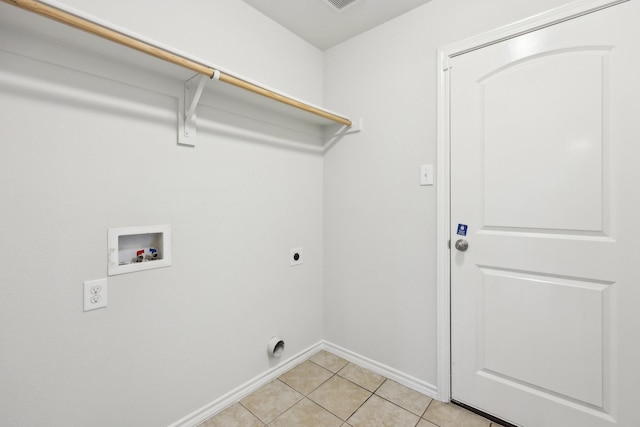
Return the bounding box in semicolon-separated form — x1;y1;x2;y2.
457;224;468;236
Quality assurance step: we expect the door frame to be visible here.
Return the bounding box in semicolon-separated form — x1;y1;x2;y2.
435;0;627;402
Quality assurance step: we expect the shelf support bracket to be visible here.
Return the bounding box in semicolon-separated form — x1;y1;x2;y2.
178;71;219;146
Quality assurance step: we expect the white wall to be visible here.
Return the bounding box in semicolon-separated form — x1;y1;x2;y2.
0;1;325;426
1;0;591;425
323;0;576;388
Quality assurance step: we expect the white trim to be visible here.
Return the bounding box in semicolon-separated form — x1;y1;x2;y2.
435;0;628;404
435;46;452;402
443;0;628;58
321;341;438;398
168;342;323;427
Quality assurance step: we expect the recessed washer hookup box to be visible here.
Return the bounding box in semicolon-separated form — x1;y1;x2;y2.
108;224;172;276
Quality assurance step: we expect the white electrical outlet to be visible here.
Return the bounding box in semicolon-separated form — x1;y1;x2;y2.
290;247;303;266
84;278;108;311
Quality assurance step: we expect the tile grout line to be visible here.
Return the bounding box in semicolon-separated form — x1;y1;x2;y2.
237;401;267;426
278;355;350;422
299;366;374;423
270;379;307;425
279;363;358;424
267;397;325;426
375;393;429;419
423;397;451;426
328;368;379;421
302;360;341;394
305;356;364;421
305;372;351;421
239;379;303;426
344;388;376;424
422;397;435;420
336;376;389;423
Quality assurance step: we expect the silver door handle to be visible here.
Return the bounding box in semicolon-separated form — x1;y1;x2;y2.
454;239;469;251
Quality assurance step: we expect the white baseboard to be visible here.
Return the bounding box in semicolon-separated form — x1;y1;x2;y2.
320;341;438;399
169;340;439;426
168;341;324;427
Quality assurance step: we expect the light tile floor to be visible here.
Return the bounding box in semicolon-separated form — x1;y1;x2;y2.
199;350;504;427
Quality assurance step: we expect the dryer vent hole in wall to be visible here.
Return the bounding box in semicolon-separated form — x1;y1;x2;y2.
268;337;285;357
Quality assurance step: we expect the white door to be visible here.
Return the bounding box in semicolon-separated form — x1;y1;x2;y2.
450;1;640;426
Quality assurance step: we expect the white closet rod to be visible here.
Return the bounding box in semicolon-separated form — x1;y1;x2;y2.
2;0;353;127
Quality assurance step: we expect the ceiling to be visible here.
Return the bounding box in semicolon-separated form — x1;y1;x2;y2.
240;0;432;50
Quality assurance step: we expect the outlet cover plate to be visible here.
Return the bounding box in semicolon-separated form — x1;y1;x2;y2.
84;278;108;311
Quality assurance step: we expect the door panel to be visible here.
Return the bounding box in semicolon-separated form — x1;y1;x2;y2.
450;2;639;426
481;268;607;407
482;51;606;232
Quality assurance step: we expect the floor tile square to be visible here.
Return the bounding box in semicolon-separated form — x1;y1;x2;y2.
309;350;349;372
348;394;420;427
375;379;432;416
279;360;334;395
424;400;491;427
308;375;372;420
198;403;264;427
338;363;386;392
417;419;439;427
270;398;344;427
239;380;303;424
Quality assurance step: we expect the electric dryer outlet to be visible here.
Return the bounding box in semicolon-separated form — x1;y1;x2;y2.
290;247;303;266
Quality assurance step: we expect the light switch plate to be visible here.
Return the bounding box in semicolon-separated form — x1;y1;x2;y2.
420;164;434;186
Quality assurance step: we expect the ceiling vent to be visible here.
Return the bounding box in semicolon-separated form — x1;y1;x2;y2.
324;0;360;12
